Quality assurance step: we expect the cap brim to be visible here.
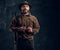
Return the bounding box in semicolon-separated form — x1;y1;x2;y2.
19;3;31;9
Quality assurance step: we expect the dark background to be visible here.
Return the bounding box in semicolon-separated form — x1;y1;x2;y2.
0;0;57;50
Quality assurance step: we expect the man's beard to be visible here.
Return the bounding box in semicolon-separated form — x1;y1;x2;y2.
21;10;29;14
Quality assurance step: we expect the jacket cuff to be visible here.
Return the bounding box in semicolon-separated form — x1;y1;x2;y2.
32;29;39;34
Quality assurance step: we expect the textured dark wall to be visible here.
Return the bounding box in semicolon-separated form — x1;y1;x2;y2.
0;0;57;50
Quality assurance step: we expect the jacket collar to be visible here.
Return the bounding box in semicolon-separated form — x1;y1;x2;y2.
19;12;31;17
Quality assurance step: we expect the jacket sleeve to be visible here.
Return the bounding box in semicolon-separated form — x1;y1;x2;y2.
9;16;17;32
32;16;40;34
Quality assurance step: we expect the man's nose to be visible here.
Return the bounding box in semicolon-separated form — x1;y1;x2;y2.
24;7;27;9
23;6;27;8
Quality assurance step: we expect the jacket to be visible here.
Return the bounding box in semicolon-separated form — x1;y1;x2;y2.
9;13;40;40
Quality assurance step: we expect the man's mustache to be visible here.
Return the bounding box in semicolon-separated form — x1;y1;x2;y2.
23;9;28;11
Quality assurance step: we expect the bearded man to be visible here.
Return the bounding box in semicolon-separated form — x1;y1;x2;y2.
9;1;40;50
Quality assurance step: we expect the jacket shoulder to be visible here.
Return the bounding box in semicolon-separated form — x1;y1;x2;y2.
30;15;37;20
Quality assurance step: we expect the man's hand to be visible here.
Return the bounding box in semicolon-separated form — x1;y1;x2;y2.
18;26;26;32
26;27;33;32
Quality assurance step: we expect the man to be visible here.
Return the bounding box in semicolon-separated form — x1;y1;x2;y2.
9;1;40;50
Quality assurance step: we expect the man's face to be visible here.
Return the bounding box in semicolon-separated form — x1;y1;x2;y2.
21;4;30;13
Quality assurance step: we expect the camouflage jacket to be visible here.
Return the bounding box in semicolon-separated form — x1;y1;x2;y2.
9;13;40;40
